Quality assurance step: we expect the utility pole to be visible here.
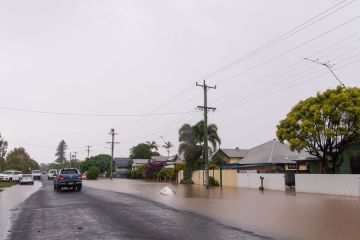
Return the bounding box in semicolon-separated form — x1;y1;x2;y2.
69;152;72;168
85;145;92;159
106;128;119;180
196;80;216;189
73;152;78;168
304;58;346;87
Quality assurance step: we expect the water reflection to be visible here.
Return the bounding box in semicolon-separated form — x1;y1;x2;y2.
85;179;360;240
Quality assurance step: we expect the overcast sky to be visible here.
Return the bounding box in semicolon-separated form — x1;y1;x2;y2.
0;0;359;164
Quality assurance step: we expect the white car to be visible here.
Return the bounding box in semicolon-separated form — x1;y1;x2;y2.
48;169;58;180
19;174;34;185
32;170;41;180
0;170;22;182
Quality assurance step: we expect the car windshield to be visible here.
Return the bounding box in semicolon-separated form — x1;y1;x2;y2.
2;171;12;175
61;169;78;174
32;170;40;173
49;170;57;173
22;174;32;177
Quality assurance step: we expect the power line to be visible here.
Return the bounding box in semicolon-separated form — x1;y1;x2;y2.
202;0;357;81
0;106;196;117
215;16;360;85
218;57;360;111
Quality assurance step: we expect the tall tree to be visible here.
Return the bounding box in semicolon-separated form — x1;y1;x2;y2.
162;141;174;156
277;86;360;173
55;140;67;164
178;120;221;180
5;147;39;172
146;141;158;151
129;143;160;160
0;133;8;171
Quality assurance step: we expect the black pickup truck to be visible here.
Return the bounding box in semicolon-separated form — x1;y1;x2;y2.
54;168;82;192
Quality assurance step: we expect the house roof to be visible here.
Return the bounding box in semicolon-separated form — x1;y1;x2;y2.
132;159;149;165
150;156;170;162
219;148;248;158
237;140;310;165
114;158;130;166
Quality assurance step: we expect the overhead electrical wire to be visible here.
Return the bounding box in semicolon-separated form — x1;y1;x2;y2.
214;16;360;85
203;0;357;81
217;57;360;112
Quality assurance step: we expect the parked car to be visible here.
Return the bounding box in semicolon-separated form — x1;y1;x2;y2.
48;169;58;180
19;174;34;185
32;170;41;180
0;170;22;182
54;168;82;192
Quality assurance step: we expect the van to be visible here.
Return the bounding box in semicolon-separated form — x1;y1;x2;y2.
47;169;58;180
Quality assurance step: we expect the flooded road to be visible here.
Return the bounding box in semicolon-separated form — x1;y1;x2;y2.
7;179;269;240
0;181;42;240
85;179;360;240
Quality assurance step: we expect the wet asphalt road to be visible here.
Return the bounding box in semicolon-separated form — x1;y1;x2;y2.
7;179;271;240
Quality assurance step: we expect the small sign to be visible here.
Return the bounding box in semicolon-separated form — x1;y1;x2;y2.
287;164;297;170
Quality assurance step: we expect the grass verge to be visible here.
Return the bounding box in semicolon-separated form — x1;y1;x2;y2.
0;181;16;189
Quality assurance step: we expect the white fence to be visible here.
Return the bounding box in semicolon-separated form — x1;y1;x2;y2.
237;173;285;191
295;174;360;197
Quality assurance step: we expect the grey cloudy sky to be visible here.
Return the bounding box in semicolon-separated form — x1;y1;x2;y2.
0;0;359;164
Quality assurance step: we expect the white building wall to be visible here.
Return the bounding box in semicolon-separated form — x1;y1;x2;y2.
237;173;285;191
295;174;360;197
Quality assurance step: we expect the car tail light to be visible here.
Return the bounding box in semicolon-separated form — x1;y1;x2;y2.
58;175;64;180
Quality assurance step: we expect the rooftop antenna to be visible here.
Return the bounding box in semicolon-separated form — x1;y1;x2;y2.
304;58;346;87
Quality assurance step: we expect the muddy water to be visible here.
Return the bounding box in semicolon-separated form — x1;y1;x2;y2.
0;181;42;240
85;179;360;240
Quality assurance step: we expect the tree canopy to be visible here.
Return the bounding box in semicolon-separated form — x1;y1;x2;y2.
5;147;39;173
55;140;67;164
0;133;8;171
277;86;360;173
178;120;221;180
129;142;160;160
80;154;111;174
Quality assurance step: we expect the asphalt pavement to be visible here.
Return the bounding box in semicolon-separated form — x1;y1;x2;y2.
6;179;272;240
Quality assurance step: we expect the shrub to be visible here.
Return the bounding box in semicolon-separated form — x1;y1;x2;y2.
180;178;194;184
86;166;100;180
209;176;219;186
157;168;175;181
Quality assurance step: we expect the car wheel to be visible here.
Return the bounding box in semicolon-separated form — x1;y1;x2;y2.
31;182;34;185
9;178;12;183
54;185;57;191
57;186;62;192
77;186;82;191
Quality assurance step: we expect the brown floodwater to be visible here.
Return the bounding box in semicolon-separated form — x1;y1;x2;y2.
0;181;42;240
84;179;360;240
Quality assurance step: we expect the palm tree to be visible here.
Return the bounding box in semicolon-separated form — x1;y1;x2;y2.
146;141;158;151
162;141;174;156
178;121;221;180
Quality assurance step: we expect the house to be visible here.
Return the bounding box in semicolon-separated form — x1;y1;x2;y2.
294;142;360;174
236;139;309;173
113;157;129;178
148;155;184;169
216;148;248;164
131;159;149;170
164;155;184;169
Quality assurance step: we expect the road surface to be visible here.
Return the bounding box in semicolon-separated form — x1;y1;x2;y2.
7;179;271;240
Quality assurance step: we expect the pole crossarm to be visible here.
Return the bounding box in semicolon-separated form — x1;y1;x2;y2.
304;58;346;87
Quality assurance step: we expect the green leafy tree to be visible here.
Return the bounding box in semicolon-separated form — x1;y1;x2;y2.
86;166;100;180
80;154;111;173
178;120;221;180
129;143;160;160
277;86;360;173
55;140;67;164
5;147;39;173
0;133;8;171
